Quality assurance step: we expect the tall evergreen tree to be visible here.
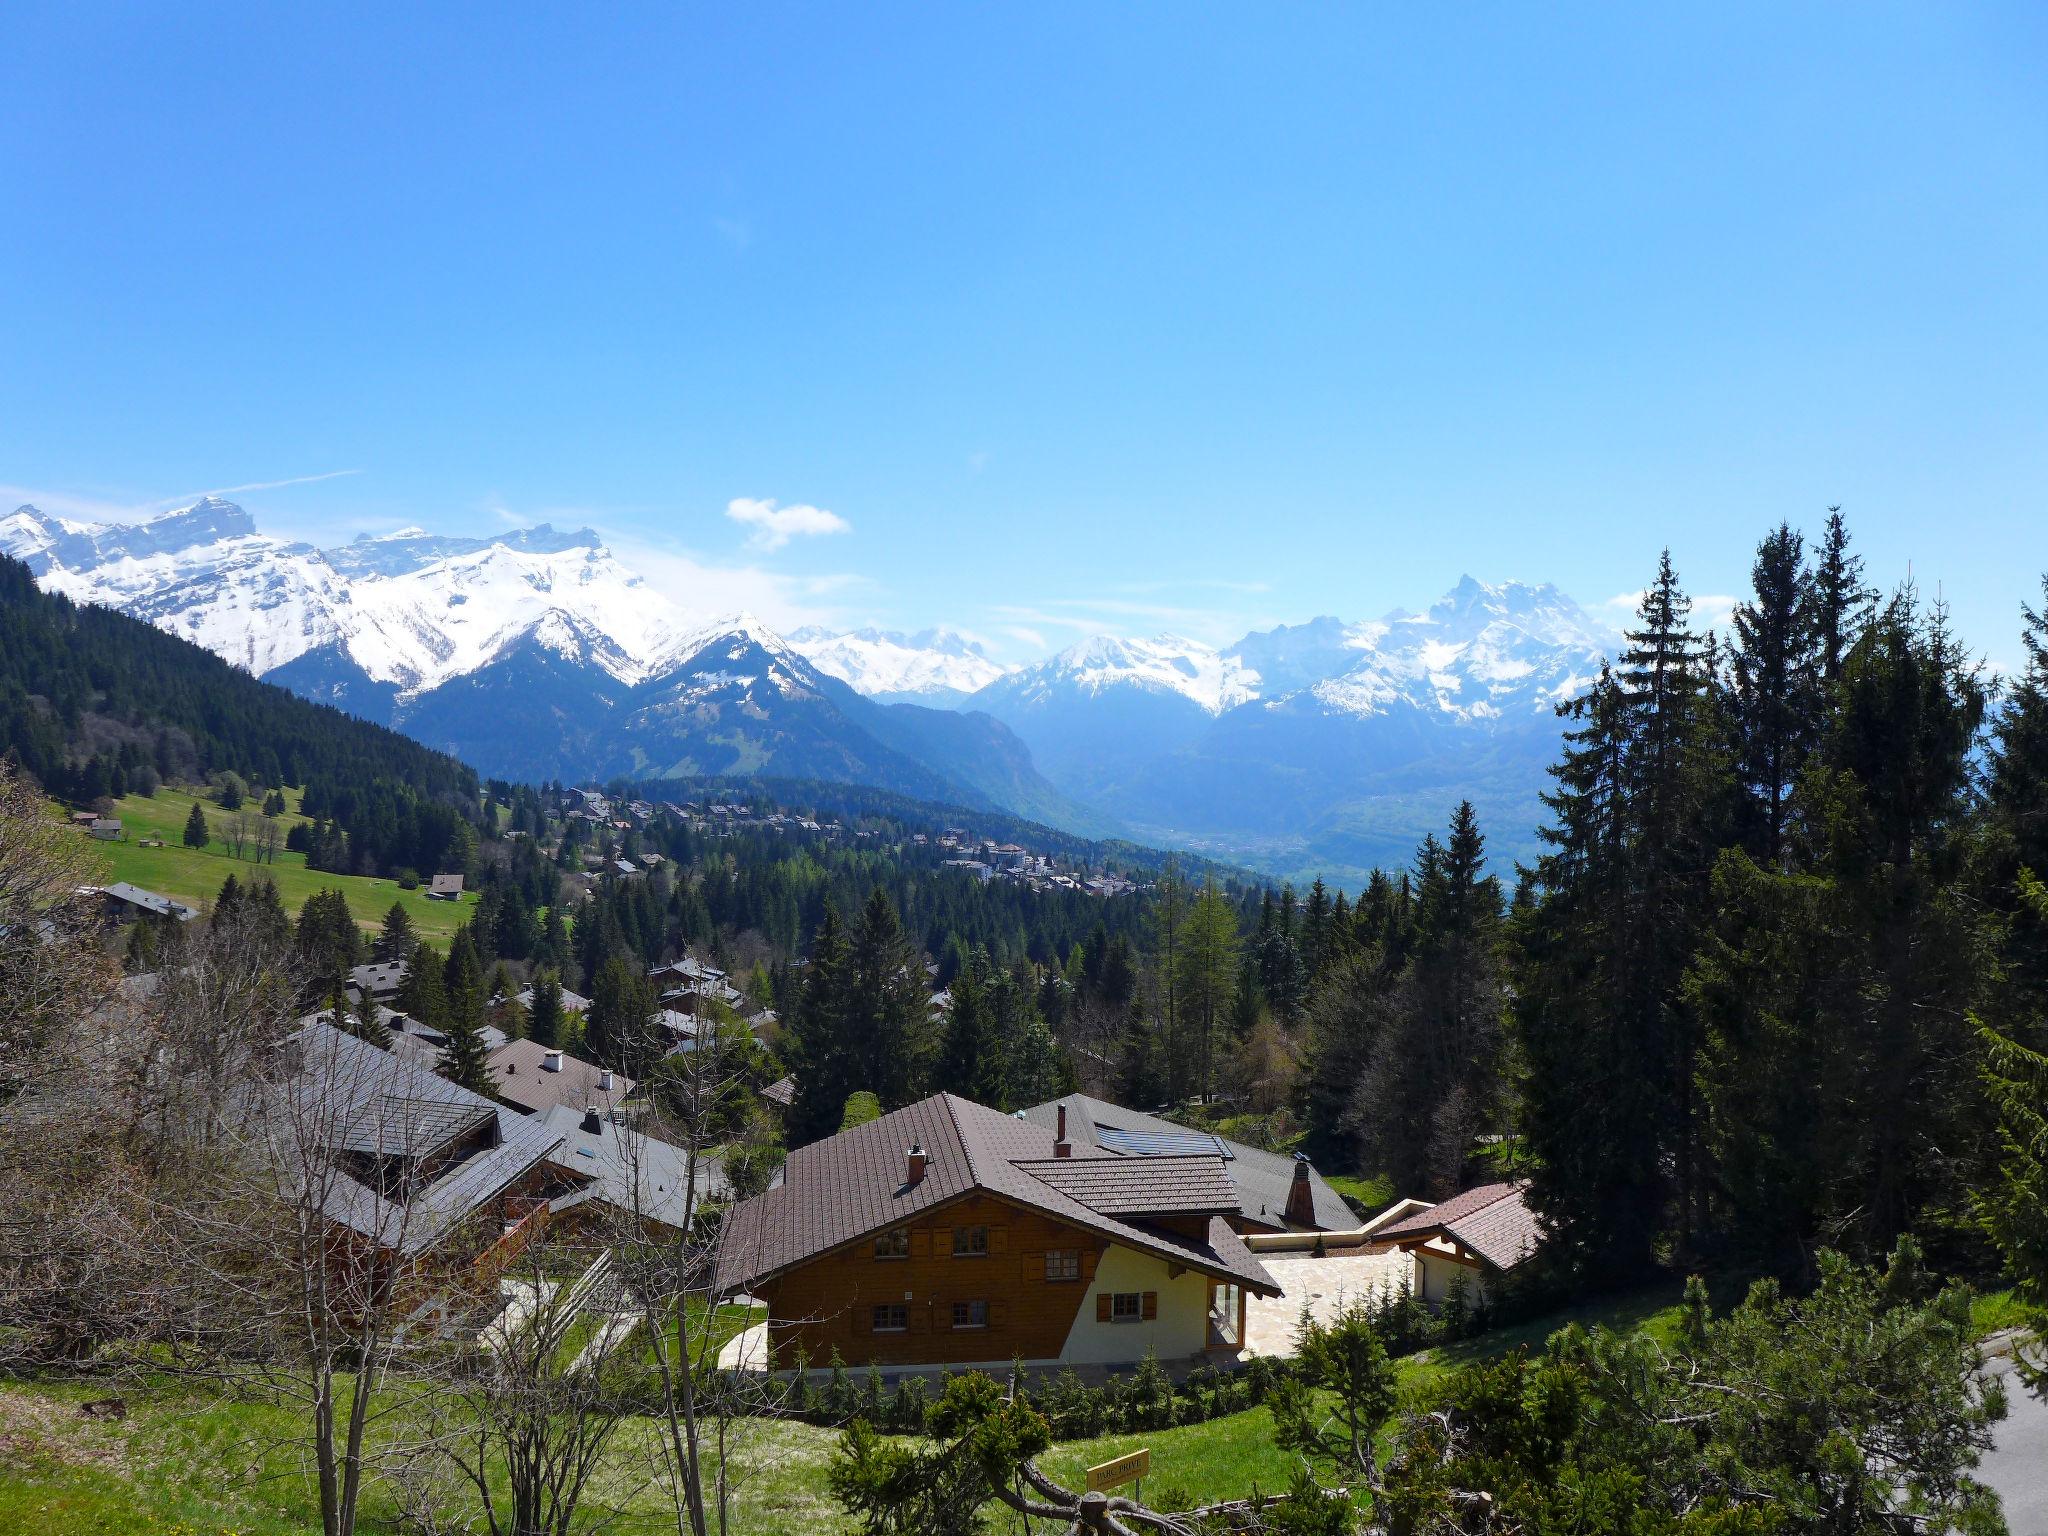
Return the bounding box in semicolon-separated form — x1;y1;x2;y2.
527;971;564;1049
1727;522;1822;868
1812;507;1874;684
845;887;931;1109
934;950;1003;1105
1178;878;1241;1103
786;903;857;1147
375;900;415;962
182;799;209;849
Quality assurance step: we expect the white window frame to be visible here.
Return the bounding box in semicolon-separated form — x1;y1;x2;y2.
1110;1291;1142;1323
952;1225;989;1257
872;1304;909;1333
951;1299;988;1330
1044;1249;1081;1282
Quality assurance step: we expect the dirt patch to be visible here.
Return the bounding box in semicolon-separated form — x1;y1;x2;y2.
0;1383;132;1472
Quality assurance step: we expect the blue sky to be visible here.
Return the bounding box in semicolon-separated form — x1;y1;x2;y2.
3;4;2044;664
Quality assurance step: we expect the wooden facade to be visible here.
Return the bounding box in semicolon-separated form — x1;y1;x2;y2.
756;1190;1118;1368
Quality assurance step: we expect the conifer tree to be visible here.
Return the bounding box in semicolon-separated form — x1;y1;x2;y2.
398;939;449;1030
935;950;1003;1105
183;799;209;849
353;986;392;1049
846;887;931;1109
787;904;857;1147
527;970;564;1048
1812;507;1874;683
375;900;415;962
1178;878;1241;1103
1728;522;1822;867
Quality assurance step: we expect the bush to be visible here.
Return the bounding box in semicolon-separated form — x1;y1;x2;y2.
396;868;420;891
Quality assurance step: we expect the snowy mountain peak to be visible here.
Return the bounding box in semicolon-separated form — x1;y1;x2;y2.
995;632;1260;715
790;624;1011;703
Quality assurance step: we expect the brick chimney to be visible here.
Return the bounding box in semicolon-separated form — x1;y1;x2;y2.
1285;1152;1317;1227
581;1106;603;1136
1053;1102;1073;1159
906;1143;927;1186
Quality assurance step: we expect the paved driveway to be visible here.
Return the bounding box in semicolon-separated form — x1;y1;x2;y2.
1241;1246;1414;1358
1980;1339;2047;1534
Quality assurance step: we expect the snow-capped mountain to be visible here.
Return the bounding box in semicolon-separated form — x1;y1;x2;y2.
3;494;1615;876
1;498;1084;827
789;625;1011;704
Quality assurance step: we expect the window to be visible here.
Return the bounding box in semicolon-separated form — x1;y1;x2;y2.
952;1225;989;1257
951;1300;988;1329
874;1228;910;1260
871;1304;908;1333
1044;1249;1081;1282
1111;1292;1142;1322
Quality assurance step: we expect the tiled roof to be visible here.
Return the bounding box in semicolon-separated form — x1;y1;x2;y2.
1021;1094;1357;1231
486;1039;635;1116
285;1022;562;1256
1014;1154;1239;1216
715;1093;1279;1298
1373;1181;1539;1272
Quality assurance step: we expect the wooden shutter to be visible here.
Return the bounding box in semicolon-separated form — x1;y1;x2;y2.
909;1230;929;1259
1096;1292;1113;1323
1023;1252;1042;1283
1082;1250;1100;1280
988;1225;1008;1255
935;1226;952;1256
854;1305;871;1335
1141;1291;1158;1320
910;1306;929;1334
987;1300;1003;1329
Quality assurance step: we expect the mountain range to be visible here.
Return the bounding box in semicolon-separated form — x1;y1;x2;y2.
4;498;1616;879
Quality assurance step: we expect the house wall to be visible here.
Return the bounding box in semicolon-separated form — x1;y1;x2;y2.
758;1192;1109;1369
1411;1239;1490;1306
1054;1241;1213;1365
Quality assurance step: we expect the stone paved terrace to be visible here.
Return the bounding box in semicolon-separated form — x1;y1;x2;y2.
1240;1244;1414;1358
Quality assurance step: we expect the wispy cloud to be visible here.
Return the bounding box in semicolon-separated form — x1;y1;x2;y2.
178;468;362;502
725;496;851;552
608;528;866;634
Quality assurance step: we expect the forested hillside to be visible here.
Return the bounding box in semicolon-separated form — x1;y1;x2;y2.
0;553;480;877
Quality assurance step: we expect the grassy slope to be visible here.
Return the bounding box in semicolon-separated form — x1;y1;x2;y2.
78;785;479;944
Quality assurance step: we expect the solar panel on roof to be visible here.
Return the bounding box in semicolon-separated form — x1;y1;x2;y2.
1096;1125;1232;1159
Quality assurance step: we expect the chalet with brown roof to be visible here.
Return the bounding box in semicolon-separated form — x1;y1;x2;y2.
715;1093;1280;1372
1372;1180;1539;1304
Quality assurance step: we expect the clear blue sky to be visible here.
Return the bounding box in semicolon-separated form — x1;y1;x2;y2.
3;4;2044;664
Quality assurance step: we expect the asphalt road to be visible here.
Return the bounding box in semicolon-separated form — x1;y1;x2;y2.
1981;1340;2048;1535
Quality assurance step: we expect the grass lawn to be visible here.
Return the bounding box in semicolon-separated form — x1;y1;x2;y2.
76;785;479;944
1323;1172;1395;1217
2;1278;2030;1536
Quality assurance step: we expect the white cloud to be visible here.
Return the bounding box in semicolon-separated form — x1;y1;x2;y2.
725;496;851;552
608;529;865;634
179;469;362;502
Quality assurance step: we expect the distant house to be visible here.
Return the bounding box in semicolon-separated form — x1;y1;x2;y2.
1372;1181;1539;1305
348;960;409;1002
426;873;465;901
513;982;593;1016
87;817;124;841
1021;1094;1356;1233
485;1039;635;1118
96;882;199;925
760;1075;796;1114
612;858;639;878
714;1092;1280;1371
536;1105;725;1236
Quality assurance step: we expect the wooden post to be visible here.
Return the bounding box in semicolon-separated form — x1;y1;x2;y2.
1077;1491;1109;1531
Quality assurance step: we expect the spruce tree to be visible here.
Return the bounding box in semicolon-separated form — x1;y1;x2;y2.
846;888;931;1109
1812;507;1874;683
1728;522;1822;868
398;940;449;1030
439;1008;492;1093
354;986;392;1049
786;903;857;1147
527;971;564;1048
935;950;1003;1105
183;800;209;848
375;900;415;962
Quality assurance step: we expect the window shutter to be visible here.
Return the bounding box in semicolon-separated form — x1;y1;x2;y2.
1142;1291;1158;1320
854;1305;871;1335
910;1306;929;1334
909;1230;929;1259
935;1226;952;1255
987;1300;1003;1329
1096;1292;1113;1323
1082;1250;1099;1280
988;1225;1008;1255
1024;1253;1042;1283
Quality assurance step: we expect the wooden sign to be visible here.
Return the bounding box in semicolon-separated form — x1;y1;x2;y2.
1085;1448;1150;1492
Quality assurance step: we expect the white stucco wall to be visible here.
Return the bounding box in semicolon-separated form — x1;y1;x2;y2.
1413;1241;1490;1306
1057;1243;1213;1365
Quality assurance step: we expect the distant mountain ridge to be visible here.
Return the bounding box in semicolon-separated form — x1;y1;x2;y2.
5;497;1615;878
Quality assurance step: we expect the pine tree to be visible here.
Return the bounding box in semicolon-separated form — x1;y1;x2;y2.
183;800;209;848
1728;522;1822;868
439;1007;492;1093
787;903;857;1147
527;971;564;1048
375;900;415;962
353;986;392;1049
1812;508;1874;684
1178;878;1241;1103
398;939;449;1030
846;888;931;1109
935;950;1003;1105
